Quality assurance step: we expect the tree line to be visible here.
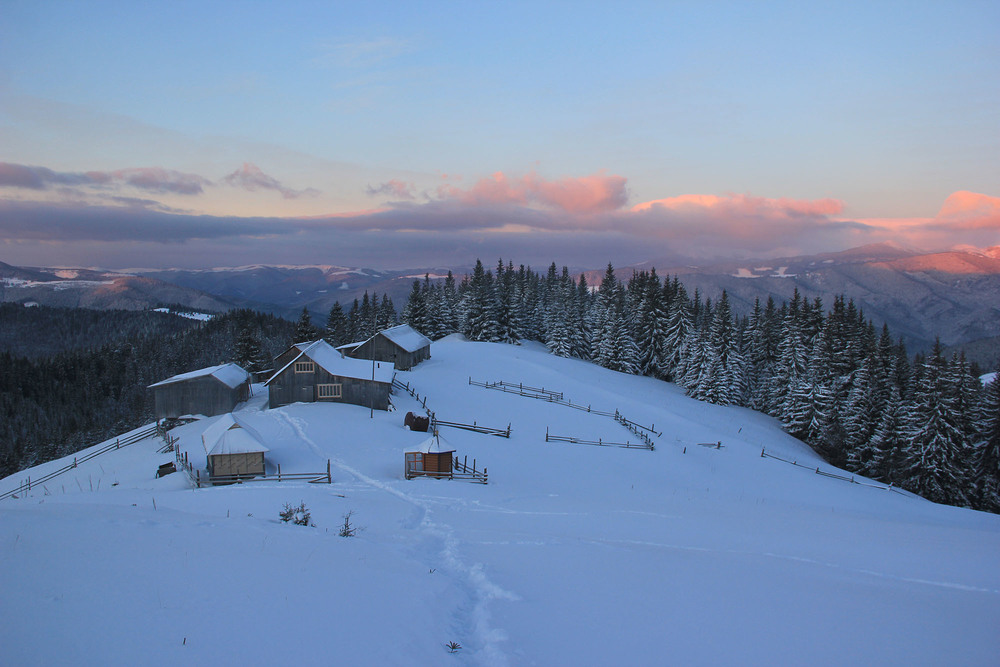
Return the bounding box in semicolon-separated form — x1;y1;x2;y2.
390;259;999;513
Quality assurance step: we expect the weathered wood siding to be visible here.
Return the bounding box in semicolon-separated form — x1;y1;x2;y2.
352;334;430;371
208;452;265;477
267;364;391;410
153;376;249;419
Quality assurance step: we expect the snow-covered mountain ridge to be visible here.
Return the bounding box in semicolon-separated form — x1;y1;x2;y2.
1;337;998;665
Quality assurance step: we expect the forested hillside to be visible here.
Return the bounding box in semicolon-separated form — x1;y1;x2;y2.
393;259;1000;514
0;303;201;358
0;309;295;478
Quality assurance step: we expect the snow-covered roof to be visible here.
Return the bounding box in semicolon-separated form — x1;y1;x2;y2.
406;435;454;455
267;340;394;384
201;414;269;456
149;363;249;389
376;324;431;353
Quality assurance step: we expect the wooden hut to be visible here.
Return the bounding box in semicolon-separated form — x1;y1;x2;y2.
404;436;454;479
265;340;394;410
350;324;431;371
149;363;251;420
200;413;268;479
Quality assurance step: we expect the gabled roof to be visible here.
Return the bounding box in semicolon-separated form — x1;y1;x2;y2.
370;324;432;353
266;340;394;385
149;363;250;389
201;414;269;456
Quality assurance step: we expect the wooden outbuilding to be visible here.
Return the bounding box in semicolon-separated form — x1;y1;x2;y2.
405;436;454;479
149;363;251;420
200;413;268;479
350;324;431;371
265;340;394;410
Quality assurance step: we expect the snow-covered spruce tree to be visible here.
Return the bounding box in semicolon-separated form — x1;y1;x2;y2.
660;282;691;381
461;259;498;342
378;293;397;331
494;259;522;345
898;342;972;506
402;279;430;336
856;385;908;483
234;326;268;374
293;307;317;344
843;350;885;471
698;290;746;406
323;302;350;348
975;376;1000;512
634;269;669;379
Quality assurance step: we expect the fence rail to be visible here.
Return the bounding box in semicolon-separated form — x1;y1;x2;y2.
1;425;159;501
545;428;654;451
470;377;616;416
760;448;909;495
431;418;511;438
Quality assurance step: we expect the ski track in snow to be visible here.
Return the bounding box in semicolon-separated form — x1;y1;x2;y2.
269;409;518;666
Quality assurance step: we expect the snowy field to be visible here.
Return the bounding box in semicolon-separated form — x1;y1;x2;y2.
2;336;998;666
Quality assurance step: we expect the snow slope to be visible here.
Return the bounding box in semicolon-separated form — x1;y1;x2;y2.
2;337;998;666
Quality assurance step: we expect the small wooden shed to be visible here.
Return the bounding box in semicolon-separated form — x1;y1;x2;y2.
404;436;454;479
350;324;431;371
149;363;251;420
265;340;394;410
200;413;269;479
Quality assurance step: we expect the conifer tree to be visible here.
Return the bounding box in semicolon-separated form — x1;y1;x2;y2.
293;307;316;343
899;342;971;506
324;302;350;347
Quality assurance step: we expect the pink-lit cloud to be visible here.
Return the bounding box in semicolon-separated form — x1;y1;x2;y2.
934;191;1000;231
434;170;628;214
222;162;320;199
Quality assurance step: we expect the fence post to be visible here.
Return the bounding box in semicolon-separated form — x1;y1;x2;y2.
196;470;200;488
327;460;332;484
483;468;487;483
73;457;77;468
278;464;281;481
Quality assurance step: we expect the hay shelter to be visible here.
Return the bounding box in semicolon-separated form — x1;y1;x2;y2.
200;413;269;479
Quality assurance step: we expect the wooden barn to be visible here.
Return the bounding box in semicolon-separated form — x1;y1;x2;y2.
265;340;394;410
149;363;251;420
350;324;431;371
200;413;268;479
404;436;455;479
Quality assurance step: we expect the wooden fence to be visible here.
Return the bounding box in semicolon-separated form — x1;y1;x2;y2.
545;427;654;451
431;417;511;438
760;448;909;495
1;425;158;501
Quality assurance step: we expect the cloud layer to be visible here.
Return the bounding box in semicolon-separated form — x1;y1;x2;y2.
1;159;996;269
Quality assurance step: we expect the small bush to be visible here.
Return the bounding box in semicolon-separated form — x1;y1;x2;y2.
339;510;361;537
279;501;313;526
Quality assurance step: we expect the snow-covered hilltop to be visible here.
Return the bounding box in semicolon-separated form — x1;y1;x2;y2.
2;336;998;665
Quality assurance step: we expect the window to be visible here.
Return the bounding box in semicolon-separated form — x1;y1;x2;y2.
294;361;315;373
317;383;342;399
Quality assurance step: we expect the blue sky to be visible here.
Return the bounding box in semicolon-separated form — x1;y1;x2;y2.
1;1;997;269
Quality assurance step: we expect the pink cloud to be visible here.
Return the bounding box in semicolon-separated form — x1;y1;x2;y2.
435;170;628;214
631;193;844;218
934;191;1000;230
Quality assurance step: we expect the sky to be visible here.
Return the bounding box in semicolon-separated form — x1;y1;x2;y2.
1;1;998;270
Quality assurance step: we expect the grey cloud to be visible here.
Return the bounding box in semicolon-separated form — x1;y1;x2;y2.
0;161;209;195
222;162;320;199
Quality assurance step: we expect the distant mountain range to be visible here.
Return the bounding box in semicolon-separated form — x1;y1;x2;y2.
3;243;999;362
